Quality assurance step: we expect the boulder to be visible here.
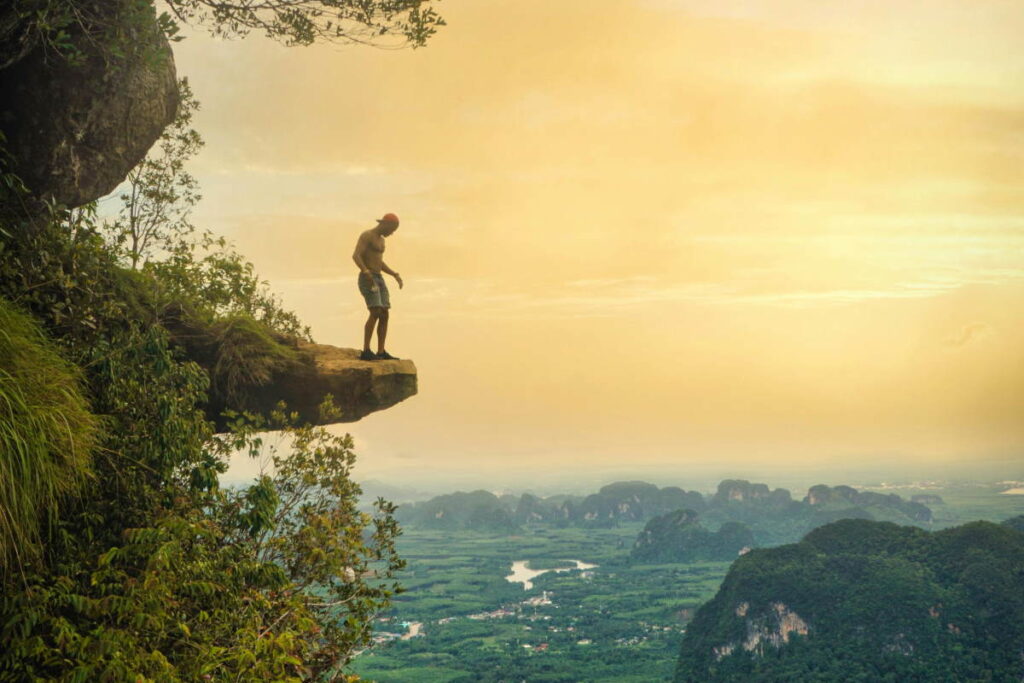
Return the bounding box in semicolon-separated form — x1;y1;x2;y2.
0;1;178;208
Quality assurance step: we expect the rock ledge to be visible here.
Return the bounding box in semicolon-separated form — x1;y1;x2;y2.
233;342;417;428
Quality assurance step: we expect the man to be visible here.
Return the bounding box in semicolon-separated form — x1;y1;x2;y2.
352;213;404;360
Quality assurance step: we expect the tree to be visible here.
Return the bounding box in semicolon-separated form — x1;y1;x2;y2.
103;78;202;270
4;0;444;68
163;0;445;48
99;78;309;338
218;404;406;676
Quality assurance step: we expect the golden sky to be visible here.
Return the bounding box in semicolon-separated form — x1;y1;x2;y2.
167;0;1024;490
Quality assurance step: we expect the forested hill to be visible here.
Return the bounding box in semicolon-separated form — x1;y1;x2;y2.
396;479;934;545
674;518;1024;682
631;509;755;563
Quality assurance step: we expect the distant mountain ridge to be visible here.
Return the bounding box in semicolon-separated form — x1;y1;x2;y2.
396;479;934;544
395;480;707;532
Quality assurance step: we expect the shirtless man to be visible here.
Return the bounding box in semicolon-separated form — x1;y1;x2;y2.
352;213;404;360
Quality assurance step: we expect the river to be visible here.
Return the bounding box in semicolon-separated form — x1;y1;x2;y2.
504;559;598;590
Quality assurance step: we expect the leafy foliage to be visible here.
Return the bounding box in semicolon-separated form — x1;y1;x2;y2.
207;315;301;403
1;0;171;70
162;0;446;48
102;78;203;270
96;77;309;340
0;211;403;679
2;0;444;71
0;0;442;672
675;519;1024;682
2;404;404;680
0;53;397;682
149;231;310;339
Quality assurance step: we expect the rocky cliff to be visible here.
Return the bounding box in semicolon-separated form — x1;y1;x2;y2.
396;490;519;533
712;479;792;507
0;1;178;209
399;480;709;530
1;6;417;427
399;479;935;537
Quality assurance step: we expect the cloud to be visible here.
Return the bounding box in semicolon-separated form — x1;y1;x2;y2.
943;322;994;347
163;0;1024;476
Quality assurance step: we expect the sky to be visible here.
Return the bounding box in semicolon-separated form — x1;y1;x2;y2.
159;0;1024;492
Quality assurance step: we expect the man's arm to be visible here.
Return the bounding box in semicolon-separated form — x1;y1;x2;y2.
352;232;372;273
352;232;379;291
381;262;403;289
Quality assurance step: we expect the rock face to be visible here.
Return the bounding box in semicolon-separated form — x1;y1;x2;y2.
399;481;710;532
710;602;810;660
246;343;417;426
0;1;178;208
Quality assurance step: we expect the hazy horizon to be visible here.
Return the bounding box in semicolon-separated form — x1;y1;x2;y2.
222;429;1024;498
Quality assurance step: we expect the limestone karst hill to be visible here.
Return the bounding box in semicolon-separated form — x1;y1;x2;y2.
398;479;935;541
674;518;1024;682
631;509;755;563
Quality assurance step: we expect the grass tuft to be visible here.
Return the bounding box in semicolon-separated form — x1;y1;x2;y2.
208;314;298;404
0;297;100;570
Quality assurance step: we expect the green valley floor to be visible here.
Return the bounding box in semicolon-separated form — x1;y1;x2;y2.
351;483;1024;682
350;524;730;682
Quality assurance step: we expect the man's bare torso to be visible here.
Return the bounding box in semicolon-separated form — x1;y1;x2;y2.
357;230;386;273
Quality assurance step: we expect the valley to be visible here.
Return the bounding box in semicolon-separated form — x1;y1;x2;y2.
353;480;1024;681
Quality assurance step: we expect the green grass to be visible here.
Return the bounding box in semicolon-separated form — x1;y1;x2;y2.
207;314;298;403
0;298;100;570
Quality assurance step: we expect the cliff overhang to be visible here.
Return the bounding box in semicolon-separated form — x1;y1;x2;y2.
210;342;418;430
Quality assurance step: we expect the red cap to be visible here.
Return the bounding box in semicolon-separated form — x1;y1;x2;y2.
377;213;400;225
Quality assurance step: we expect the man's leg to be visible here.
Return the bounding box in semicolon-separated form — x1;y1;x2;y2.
375;308;389;354
363;308;381;352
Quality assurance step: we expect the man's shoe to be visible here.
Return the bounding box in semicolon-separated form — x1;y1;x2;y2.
359;349;377;361
376;351;399;360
